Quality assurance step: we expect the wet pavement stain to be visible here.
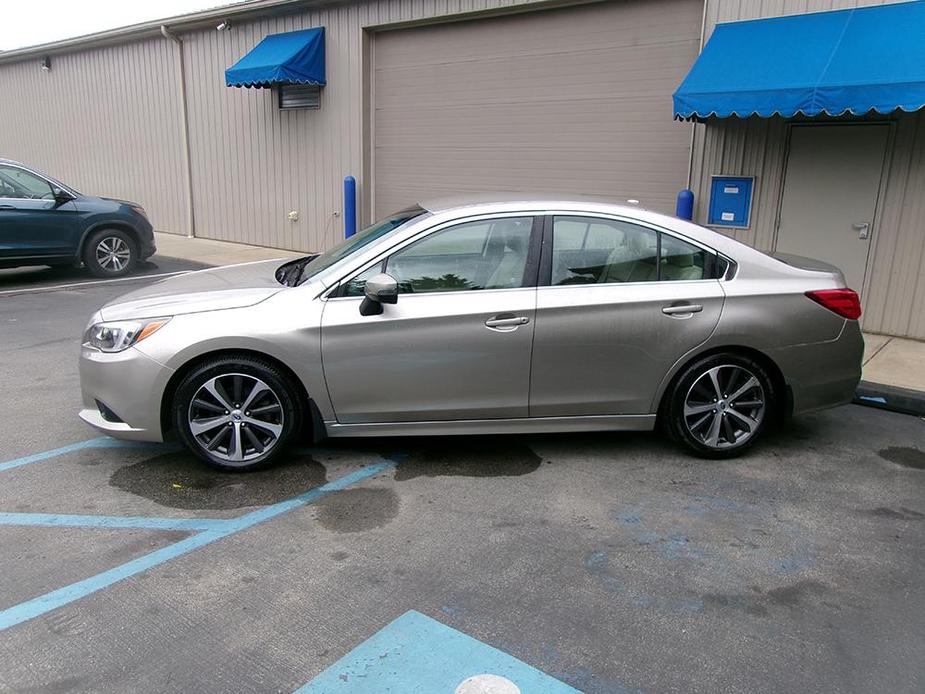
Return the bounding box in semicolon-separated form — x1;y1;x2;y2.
109;451;327;510
866;506;924;521
314;487;399;533
878;446;925;469
702;580;827;617
315;487;399;536
393;437;542;481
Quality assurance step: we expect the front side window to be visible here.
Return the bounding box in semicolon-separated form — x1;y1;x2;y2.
0;166;53;200
385;217;534;294
552;216;658;285
298;207;425;285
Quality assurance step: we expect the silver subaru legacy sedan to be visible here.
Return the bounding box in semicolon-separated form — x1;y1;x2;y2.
79;198;864;471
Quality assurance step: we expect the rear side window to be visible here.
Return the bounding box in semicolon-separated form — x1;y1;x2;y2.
659;234;713;281
551;216;658;285
549;215;719;284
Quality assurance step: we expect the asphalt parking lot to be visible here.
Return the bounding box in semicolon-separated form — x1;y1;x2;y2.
0;260;923;694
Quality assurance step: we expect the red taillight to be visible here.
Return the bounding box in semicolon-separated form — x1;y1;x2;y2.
805;289;862;320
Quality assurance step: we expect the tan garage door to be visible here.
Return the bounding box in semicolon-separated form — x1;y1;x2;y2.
371;0;702;218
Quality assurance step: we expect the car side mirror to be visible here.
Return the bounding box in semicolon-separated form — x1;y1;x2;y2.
360;273;398;316
52;187;74;205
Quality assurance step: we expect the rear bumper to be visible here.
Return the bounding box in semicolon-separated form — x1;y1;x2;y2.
78;344;173;442
769;320;864;416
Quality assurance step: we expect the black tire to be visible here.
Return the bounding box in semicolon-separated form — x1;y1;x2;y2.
83;228;137;278
664;353;777;459
173;356;302;472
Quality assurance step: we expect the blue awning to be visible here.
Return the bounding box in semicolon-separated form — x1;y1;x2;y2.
673;1;925;120
225;27;325;88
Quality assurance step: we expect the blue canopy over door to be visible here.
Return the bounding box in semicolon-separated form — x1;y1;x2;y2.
673;0;925;119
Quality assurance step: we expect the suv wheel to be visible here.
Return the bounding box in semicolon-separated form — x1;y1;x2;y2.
665;353;776;459
174;356;301;471
84;228;137;277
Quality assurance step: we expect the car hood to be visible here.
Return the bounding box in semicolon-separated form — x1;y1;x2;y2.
100;260;286;320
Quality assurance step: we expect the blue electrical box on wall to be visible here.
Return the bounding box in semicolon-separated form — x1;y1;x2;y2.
708;176;754;228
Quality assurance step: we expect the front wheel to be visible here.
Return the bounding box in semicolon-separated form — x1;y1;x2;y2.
84;228;137;277
665;354;776;459
174;356;301;471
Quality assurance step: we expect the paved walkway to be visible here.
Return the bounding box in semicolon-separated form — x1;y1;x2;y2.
863;333;925;393
154;231;304;267
153;231;924;396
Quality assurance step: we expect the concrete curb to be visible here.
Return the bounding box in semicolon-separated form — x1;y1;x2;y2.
854;381;925;417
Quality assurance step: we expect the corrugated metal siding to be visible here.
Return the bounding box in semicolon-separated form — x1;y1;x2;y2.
690;0;925;338
173;0;572;252
371;0;702;217
0;0;562;252
0;38;187;233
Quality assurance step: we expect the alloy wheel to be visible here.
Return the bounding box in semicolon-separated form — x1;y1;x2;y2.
95;236;132;272
187;373;284;466
683;365;765;450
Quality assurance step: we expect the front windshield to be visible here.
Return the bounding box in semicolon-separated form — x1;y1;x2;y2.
298;207;426;285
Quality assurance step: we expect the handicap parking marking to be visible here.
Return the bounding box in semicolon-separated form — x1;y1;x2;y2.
0;512;227;532
294;610;580;694
0;436;171;473
0;437;400;631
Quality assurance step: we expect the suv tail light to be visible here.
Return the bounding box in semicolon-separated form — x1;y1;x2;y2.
805;289;862;320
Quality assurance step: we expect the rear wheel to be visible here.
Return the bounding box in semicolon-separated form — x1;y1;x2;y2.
84;228;137;277
665;353;775;459
174;356;301;471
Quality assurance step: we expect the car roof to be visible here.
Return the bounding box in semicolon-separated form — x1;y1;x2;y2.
0;158;24;166
419;193;649;215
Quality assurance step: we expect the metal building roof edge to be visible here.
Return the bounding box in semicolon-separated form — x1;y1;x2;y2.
0;0;326;64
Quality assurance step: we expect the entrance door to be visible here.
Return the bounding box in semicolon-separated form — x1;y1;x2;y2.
776;124;888;292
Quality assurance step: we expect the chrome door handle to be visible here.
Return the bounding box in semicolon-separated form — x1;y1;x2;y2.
485;315;529;329
662;304;703;316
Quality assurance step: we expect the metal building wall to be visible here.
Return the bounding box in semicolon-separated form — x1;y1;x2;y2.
690;0;925;339
0;0;563;250
178;0;603;252
0;39;187;233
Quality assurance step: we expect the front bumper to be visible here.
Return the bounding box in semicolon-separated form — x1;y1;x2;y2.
138;219;157;260
78;343;173;442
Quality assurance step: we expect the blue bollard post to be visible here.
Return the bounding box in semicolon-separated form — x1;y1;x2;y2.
676;188;694;221
344;175;357;238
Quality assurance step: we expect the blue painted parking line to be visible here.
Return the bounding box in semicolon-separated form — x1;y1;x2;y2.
294;610;580;693
0;512;227;532
0;460;396;631
0;437;170;473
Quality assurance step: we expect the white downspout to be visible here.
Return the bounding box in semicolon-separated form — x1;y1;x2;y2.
686;0;710;192
161;25;196;238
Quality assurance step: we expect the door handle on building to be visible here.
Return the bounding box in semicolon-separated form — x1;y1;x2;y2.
485;315;529;330
662;304;703;316
852;222;870;239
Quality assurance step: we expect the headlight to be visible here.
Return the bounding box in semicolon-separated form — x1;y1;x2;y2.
83;317;170;353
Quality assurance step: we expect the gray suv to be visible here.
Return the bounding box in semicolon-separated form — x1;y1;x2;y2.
78;198;863;470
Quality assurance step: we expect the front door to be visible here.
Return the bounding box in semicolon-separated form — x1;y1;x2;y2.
321;216;540;423
0;164;79;259
529;215;725;416
775;124;889;292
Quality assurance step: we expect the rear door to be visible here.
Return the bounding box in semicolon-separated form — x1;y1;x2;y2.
529;214;725;416
321;215;541;423
0;165;79;259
